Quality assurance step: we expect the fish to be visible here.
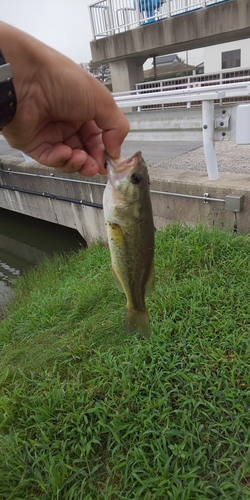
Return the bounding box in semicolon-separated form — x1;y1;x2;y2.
103;151;154;339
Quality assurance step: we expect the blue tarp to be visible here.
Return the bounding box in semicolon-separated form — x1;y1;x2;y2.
138;0;162;12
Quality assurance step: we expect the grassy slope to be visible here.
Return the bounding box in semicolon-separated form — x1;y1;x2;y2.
0;223;249;500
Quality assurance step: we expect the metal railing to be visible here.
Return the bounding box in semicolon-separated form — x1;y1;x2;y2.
88;0;228;38
113;81;250;181
114;79;250;108
114;69;250;110
0;166;226;204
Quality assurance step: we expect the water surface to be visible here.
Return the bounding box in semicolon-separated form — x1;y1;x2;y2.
0;208;86;306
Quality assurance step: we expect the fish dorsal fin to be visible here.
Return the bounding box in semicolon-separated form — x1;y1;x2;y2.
145;263;155;296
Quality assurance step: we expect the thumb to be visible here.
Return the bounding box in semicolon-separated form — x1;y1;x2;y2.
102;117;130;159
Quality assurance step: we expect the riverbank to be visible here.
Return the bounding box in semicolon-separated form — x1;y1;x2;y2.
0;208;86;306
0;223;249;499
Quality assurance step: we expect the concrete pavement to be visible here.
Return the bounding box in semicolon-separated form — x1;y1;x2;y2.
1;136;250;175
0;135;202;166
122;140;202;165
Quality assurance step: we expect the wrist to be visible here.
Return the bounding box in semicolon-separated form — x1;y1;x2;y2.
0;22;46;104
0;50;17;129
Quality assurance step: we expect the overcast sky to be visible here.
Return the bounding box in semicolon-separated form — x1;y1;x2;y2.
1;0;93;63
1;0;204;67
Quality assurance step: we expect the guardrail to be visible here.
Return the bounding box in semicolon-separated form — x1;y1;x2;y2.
89;0;228;39
113;81;250;181
114;81;250;108
135;69;250;109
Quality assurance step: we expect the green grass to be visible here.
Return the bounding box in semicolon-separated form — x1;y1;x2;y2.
0;223;250;499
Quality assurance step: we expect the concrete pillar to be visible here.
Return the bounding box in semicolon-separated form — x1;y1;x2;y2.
109;57;146;93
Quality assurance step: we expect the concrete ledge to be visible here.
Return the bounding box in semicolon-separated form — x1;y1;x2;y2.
91;0;250;62
0;157;250;241
149;168;250;234
0;157;107;245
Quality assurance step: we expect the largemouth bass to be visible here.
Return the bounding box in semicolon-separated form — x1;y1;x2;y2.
103;151;154;339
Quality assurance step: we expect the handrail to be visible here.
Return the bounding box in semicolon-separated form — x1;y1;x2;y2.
89;0;228;39
135;70;250;94
0;167;226;202
113;81;250;108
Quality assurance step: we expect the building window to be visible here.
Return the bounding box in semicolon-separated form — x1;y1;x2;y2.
222;49;241;70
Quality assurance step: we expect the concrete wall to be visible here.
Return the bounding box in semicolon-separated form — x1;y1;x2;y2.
0;159;107;246
204;39;250;73
1;149;250;241
150;168;250;235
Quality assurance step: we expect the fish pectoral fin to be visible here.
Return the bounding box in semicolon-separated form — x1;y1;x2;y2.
112;266;125;293
145;263;155;296
125;309;151;339
108;222;124;246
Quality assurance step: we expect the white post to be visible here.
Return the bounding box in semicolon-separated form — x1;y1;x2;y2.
202;100;219;180
136;84;141;112
107;0;115;34
88;5;95;39
187;73;191;109
160;80;164;110
219;71;223;106
202;0;206;7
135;0;140;26
166;0;171;17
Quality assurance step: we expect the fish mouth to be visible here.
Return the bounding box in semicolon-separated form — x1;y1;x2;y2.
105;151;142;173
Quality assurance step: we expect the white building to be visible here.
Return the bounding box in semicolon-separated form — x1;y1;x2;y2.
145;39;250;80
204;39;250;73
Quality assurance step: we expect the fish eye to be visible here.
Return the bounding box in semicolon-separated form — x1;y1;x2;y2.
131;173;141;184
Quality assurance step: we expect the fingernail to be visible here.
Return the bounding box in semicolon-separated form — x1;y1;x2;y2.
107;147;120;160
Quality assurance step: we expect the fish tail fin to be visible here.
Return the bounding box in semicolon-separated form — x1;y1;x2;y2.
125;309;151;339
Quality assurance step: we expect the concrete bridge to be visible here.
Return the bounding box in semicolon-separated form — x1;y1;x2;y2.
90;0;250;92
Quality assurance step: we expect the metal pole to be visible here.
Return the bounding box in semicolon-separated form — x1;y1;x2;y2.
0;167;107;186
165;0;170;17
107;0;114;35
0;167;227;203
219;70;223;106
135;0;140;26
150;190;225;202
153;56;157;80
88;5;96;39
186;53;191;109
202;100;219;180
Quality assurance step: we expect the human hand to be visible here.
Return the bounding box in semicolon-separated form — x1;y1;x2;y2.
0;22;129;176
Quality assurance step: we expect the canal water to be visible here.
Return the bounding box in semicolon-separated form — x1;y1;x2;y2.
0;208;86;306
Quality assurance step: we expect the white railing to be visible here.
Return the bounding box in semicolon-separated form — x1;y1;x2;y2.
88;0;228;39
133;68;250;109
136;68;250;93
113;82;250;181
114;81;250;108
